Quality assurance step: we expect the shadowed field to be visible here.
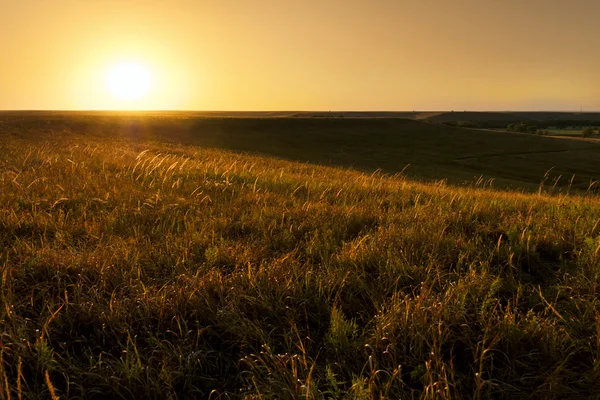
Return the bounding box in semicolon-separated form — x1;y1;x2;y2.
3;112;600;192
2;115;600;398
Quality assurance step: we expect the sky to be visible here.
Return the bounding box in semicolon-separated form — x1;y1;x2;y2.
1;0;599;111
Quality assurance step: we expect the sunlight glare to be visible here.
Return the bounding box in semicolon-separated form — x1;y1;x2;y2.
105;61;152;101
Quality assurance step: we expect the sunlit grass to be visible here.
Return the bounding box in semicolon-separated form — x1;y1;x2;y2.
2;124;600;398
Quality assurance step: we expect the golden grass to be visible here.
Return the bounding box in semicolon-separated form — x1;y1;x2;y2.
1;126;600;398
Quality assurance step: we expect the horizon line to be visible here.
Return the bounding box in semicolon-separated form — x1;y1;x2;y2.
2;109;600;113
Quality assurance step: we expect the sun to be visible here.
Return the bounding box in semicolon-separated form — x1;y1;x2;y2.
105;61;152;101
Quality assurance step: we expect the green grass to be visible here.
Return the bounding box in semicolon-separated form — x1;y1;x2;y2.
547;129;584;136
546;129;600;138
2;115;600;398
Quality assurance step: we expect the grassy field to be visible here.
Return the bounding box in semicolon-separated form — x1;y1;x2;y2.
546;129;599;138
2;115;600;398
4;112;600;192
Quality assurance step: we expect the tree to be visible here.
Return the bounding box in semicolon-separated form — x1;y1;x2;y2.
507;122;538;134
582;127;594;138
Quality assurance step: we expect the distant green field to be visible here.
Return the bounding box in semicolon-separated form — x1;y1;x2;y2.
547;129;599;137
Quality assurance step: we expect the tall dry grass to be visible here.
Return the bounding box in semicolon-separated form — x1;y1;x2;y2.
1;127;600;398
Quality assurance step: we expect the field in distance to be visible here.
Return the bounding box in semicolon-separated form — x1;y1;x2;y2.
2;114;600;397
3;112;600;192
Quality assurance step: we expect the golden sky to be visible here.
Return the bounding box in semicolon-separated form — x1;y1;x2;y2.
2;0;599;111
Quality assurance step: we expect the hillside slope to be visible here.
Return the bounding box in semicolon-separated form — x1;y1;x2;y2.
4;113;600;191
1;124;600;397
179;118;600;191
